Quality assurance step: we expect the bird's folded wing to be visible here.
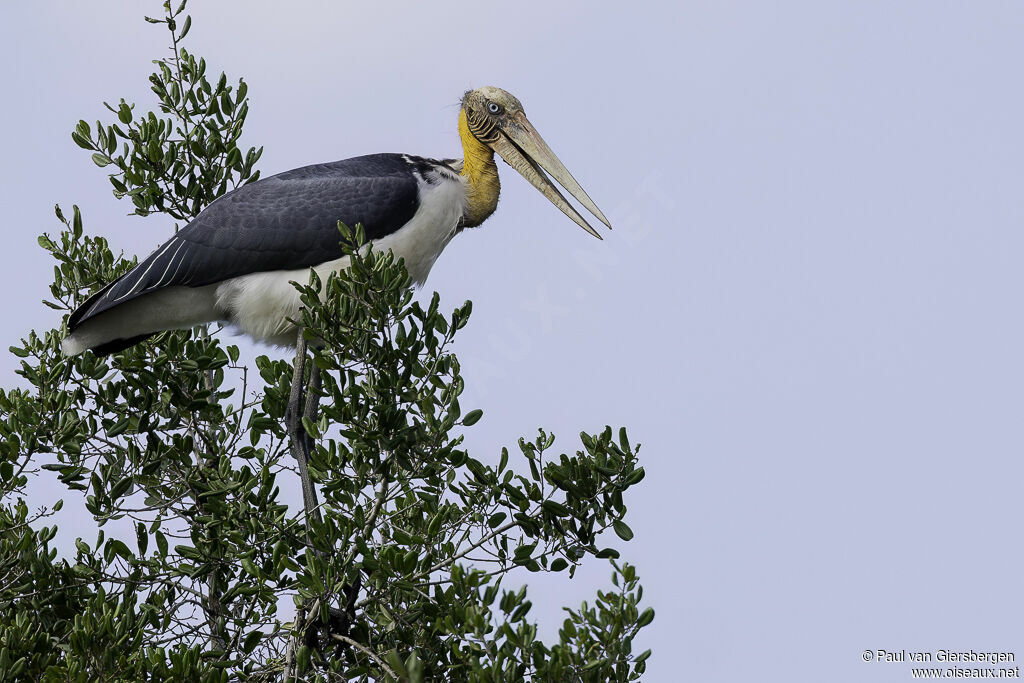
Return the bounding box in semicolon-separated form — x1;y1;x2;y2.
69;154;423;329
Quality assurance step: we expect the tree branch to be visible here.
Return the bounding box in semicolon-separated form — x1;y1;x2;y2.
330;634;397;679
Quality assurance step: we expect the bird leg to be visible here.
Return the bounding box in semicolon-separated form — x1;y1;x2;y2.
284;330;323;679
286;329;365;665
287;330;322;524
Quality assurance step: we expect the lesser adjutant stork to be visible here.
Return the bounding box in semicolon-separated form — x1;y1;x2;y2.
62;86;612;356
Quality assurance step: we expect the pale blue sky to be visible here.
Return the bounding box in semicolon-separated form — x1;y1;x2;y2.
3;2;1024;681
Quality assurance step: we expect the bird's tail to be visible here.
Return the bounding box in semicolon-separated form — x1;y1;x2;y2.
62;284;221;356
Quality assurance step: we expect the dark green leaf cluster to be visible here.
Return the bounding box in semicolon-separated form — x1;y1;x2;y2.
72;1;261;220
4;219;296;679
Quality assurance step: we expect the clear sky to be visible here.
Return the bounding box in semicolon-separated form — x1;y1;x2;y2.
3;2;1024;681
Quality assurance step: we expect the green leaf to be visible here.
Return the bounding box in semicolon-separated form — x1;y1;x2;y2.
155;530;168;557
613;520;634;541
107;539;133;562
118;101;133;124
178;15;191;40
387;649;409;677
619;426;631;452
406;650;424;683
391;528;414;545
106;417;131;437
242;630;262;654
624;468;646;486
71;131;91;149
636;607;655;628
543;500;571;517
462;409;483;426
426;512;444;537
110;476;133;499
514;542;537;560
92;153;112;167
136;523;148;555
301;416;320;439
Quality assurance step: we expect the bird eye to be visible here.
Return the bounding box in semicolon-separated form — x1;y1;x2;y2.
487;101;503;115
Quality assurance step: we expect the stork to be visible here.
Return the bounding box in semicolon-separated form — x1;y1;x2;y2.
61;86;611;356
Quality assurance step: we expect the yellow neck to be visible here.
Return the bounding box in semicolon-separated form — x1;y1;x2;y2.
458;109;500;228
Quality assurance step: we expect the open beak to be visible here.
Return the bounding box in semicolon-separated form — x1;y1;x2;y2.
489;111;612;239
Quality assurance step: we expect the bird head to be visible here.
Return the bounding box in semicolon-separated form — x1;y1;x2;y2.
461;86;611;239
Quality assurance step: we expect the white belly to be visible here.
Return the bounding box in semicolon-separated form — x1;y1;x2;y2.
215;175;466;346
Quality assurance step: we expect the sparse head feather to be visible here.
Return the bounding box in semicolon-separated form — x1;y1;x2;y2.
461;86;525;117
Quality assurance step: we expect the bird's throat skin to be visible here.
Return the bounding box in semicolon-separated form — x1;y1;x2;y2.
458;109;500;228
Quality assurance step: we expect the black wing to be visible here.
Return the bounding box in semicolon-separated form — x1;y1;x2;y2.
70;153;430;329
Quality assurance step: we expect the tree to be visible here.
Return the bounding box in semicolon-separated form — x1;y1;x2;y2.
0;3;653;680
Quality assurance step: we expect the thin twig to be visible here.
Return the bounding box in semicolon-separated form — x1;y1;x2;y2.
330;634;397;679
283;603;306;681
